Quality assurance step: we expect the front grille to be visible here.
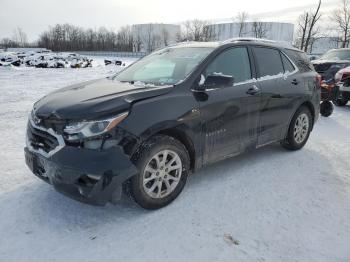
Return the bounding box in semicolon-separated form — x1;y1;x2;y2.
27;122;59;153
30;110;66;134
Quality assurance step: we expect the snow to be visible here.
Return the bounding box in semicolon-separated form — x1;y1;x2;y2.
0;65;350;262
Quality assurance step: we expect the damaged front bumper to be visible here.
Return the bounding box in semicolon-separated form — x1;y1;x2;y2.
339;83;350;94
24;144;138;206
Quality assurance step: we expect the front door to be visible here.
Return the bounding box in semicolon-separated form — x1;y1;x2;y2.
196;46;261;165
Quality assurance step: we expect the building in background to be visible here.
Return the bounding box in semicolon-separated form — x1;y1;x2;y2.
132;23;180;53
206;22;294;45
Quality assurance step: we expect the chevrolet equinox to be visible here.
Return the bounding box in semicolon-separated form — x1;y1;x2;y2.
25;39;320;209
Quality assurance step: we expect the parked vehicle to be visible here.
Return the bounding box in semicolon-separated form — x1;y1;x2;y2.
105;59;123;66
25;39;320;209
0;52;21;66
331;67;350;106
312;48;350;115
308;54;320;61
0;50;92;68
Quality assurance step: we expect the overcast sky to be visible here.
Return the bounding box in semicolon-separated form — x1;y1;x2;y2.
0;0;340;42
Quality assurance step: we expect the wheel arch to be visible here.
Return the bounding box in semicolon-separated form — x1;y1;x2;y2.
299;101;316;129
156;128;196;171
283;100;316;140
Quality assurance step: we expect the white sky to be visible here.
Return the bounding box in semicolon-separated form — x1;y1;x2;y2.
0;0;340;42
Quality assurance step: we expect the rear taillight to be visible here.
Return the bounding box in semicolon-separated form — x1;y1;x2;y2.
316;74;322;87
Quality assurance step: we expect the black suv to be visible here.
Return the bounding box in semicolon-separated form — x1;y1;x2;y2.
25;39;320;209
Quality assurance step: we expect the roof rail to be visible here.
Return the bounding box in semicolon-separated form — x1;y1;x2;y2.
221;37;276;45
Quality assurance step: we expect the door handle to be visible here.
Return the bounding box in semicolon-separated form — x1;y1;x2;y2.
246;85;260;95
291;79;299;85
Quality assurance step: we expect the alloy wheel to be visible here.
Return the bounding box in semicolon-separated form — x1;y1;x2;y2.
293;113;309;144
142;150;182;199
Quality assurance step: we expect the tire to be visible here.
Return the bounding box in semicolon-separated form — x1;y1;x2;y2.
281;106;312;151
320;101;334;117
130;135;190;209
333;93;348;106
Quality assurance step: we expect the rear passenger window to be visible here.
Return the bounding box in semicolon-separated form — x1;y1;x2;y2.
281;53;295;73
205;47;251;83
253;47;284;77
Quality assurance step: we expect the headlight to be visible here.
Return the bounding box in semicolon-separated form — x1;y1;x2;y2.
335;71;343;83
64;112;128;141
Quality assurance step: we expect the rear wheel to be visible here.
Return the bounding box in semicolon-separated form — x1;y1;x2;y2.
130;135;189;209
281;106;312;150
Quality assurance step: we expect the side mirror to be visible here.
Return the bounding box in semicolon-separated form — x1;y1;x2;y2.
203;74;234;89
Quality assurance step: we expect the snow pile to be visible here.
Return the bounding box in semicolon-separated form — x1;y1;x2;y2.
0;67;350;262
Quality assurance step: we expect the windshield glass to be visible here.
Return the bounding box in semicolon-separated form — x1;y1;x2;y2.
114;47;214;86
320;49;350;60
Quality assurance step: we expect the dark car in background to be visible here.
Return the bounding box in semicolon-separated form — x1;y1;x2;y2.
313;48;350;108
25;39;320;209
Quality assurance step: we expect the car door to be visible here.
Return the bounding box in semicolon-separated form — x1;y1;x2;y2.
252;46;297;146
196;46;261;165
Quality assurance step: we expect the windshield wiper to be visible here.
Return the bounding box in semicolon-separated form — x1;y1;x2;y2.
133;81;158;88
118;80;163;87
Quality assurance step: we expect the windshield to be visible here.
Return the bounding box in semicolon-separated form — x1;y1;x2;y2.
320;49;350;61
114;47;214;86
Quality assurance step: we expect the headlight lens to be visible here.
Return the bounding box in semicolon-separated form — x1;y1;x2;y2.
64;112;128;141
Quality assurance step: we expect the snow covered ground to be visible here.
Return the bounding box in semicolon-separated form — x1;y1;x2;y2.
0;65;350;262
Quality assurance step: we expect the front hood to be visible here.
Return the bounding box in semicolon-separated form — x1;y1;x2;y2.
34;78;172;120
312;59;350;65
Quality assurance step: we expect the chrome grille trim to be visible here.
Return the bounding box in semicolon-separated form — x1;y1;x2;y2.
26;114;65;158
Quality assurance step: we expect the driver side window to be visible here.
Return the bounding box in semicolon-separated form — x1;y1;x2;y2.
204;47;252;84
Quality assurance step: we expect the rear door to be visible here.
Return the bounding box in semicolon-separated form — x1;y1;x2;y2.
252;46;297;146
197;46;261;164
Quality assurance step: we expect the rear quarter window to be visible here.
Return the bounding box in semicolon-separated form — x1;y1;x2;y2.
284;49;314;72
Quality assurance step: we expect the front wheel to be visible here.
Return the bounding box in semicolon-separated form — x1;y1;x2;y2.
281;106;312;151
130;135;190;209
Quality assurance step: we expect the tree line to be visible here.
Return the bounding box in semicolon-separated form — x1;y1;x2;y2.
37;24;133;52
2;0;350;54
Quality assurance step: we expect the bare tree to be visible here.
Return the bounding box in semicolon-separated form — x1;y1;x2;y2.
1;38;18;48
305;0;322;52
161;28;170;46
117;26;133;51
297;12;309;51
181;19;213;41
143;24;156;52
332;0;350;48
133;30;143;52
202;25;215;41
251;21;269;38
235;12;249;37
12;27;28;47
296;0;322;52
